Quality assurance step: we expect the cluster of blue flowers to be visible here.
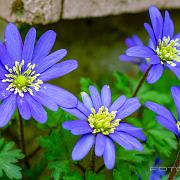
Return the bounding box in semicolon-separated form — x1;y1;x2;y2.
0;6;179;175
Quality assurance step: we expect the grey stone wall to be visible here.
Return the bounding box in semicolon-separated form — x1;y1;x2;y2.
0;0;180;24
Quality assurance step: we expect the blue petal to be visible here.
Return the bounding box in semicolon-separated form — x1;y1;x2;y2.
126;46;155;58
110;131;144;151
0;43;14;67
26;94;47;123
156;115;178;136
76;101;91;117
89;85;102;111
171;86;180;119
22;28;36;65
40;83;78;108
116;97;141;119
32;30;56;65
71;123;92;135
139;62;149;73
101;85;111;108
33;91;58;111
125;37;135;47
63;120;89;130
4;23;22;62
167;64;180;80
63;119;92;135
144;23;157;48
163;11;174;38
116;122;146;141
81;92;93;110
150;55;160;64
0;94;16;127
0;82;11;100
120;54;142;64
36;49;67;73
62;107;87;120
95;133;106;157
146;64;163;84
17;95;31;120
145;101;176;123
131;35;144;46
0;63;7;79
109;95;126;112
72;134;95;160
103;137;115;169
39;60;78;81
149;6;163;40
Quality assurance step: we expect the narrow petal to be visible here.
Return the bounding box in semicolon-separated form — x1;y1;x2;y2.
22;28;36;65
39;60;78;81
156;115;178;136
17;95;31;120
150;55;160;64
132;35;144;46
62;107;87;121
26;94;47;123
116;122;146;141
146;64;163;84
145;101;176;123
126;46;155;58
36;49;67;73
0;63;7;79
0;43;14;67
116;98;141;119
71;123;92;135
0;82;11;100
40;83;78;108
72;134;95;160
163;11;174;38
89;85;102;111
95;133;106;157
171;86;180;118
4;23;22;62
32;30;56;65
120;54;142;64
81;92;93;110
109;95;126;112
125;37;135;47
110;131;144;151
32;91;58;111
0;94;16;127
63;120;90;130
101;85;111;108
103;137;115;169
76;101;91;117
149;6;163;40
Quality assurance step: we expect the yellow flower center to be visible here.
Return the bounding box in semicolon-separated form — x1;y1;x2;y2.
177;121;180;132
2;60;43;97
156;37;180;66
88;106;121;135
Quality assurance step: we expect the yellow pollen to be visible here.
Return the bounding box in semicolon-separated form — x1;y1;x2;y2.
88;106;121;135
177;121;180;132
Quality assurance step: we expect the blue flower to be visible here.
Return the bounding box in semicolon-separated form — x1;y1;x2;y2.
120;35;149;72
145;86;180;137
62;85;146;169
149;158;166;180
0;23;78;126
126;6;180;84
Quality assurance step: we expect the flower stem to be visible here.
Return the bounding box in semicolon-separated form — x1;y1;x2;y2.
168;143;180;179
18;111;30;168
132;65;152;97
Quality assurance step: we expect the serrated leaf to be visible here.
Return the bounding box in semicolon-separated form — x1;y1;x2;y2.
0;138;24;179
48;160;70;180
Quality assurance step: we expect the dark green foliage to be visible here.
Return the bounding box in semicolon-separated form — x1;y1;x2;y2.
0;138;24;179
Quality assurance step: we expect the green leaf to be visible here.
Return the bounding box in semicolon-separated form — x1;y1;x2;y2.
48;160;70;180
0;138;24;179
85;171;105;180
